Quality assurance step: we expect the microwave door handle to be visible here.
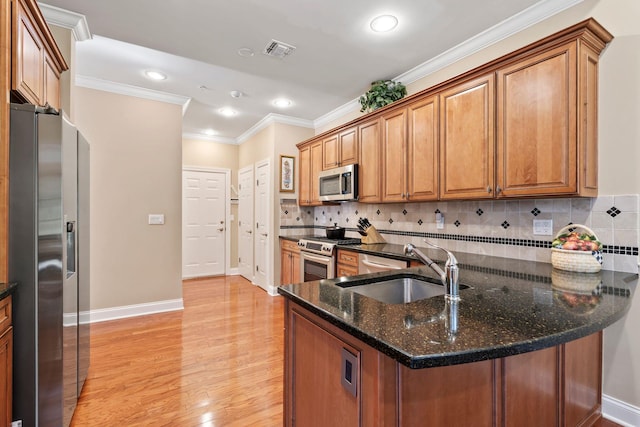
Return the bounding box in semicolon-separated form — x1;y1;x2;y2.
341;173;348;194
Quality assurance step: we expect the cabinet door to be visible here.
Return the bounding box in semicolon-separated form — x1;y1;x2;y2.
281;248;292;284
44;51;61;110
291;251;300;284
298;145;311;206
497;43;577;197
381;109;407;202
310;141;323;205
407;96;439;201
339;127;358;166
0;327;12;427
13;0;44;105
289;310;360;426
440;74;495;200
358;119;381;203
322;134;339;170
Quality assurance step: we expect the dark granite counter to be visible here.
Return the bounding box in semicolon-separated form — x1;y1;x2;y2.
0;282;18;301
278;238;637;369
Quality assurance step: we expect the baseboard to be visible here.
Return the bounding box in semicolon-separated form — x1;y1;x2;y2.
227;267;239;275
89;298;184;323
603;394;640;427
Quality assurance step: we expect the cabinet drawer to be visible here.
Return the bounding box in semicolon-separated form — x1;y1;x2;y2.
0;297;12;335
281;239;300;253
337;250;358;267
337;263;358;278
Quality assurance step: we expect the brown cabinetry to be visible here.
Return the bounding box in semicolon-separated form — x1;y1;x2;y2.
440;74;495;200
0;296;12;426
323;127;358;170
11;0;67;109
285;299;603;427
280;239;300;285
357;118;382;203
298;140;323;206
336;249;358;277
295;19;611;204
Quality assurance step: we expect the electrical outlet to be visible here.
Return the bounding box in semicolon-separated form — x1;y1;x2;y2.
148;214;165;225
533;219;553;236
436;212;444;230
12;420;23;427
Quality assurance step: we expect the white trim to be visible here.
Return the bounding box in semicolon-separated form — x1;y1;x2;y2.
38;2;92;41
602;394;640;427
227;267;239;276
76;75;191;106
182;167;233;276
89;298;184;323
311;0;583;131
236;113;314;145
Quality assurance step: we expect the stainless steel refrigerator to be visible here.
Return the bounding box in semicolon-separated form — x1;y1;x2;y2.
9;103;90;427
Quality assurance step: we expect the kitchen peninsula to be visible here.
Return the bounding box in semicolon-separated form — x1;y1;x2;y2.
278;248;636;426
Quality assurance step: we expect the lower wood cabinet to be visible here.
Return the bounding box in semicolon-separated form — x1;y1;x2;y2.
280;240;300;285
0;296;12;426
285;299;603;427
336;249;358;278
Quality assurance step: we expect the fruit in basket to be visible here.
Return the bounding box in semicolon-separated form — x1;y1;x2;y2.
552;231;601;251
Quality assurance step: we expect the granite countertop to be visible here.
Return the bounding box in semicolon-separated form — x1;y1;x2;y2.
0;282;18;301
278;235;637;369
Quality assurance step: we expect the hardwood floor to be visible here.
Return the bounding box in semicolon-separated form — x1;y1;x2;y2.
70;275;284;426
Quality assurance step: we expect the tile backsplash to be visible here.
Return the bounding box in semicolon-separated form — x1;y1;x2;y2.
280;194;639;274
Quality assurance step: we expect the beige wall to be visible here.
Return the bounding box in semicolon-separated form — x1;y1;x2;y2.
74;87;183;310
182;138;240;269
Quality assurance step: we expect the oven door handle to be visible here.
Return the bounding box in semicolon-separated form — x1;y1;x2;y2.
301;252;333;263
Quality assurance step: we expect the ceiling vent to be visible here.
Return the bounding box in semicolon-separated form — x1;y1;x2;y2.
263;39;296;59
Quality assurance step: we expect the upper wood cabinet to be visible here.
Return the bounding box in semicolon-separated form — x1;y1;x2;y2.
298;140;323;206
11;0;67;109
440;74;495;200
295;19;612;204
381;96;439;203
323;127;358;170
357;118;382;203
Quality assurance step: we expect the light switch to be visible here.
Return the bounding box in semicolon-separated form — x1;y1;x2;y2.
148;214;165;225
533;219;553;236
436;212;444;230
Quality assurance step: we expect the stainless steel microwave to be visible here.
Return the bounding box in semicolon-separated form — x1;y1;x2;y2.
318;164;358;202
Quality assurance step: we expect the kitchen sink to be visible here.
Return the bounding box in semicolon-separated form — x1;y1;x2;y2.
342;275;468;304
348;277;444;304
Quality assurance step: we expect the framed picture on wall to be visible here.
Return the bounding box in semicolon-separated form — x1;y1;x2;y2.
279;155;295;192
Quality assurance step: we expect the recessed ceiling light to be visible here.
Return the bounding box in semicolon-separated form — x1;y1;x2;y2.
203;129;216;136
230;90;244;98
272;98;292;108
370;15;398;32
144;70;167;80
237;47;255;57
219;108;237;117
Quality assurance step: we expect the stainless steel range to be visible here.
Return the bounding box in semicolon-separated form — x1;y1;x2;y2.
297;237;360;282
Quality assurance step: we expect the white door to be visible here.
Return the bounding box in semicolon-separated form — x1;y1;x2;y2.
182;169;227;278
254;160;271;292
237;166;254;282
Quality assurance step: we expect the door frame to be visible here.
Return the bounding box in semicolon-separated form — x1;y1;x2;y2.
182;166;232;276
237;165;254;283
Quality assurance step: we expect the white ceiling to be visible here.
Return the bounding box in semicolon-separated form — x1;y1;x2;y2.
38;0;582;143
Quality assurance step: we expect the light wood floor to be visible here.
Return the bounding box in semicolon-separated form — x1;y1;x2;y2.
70;275;284;426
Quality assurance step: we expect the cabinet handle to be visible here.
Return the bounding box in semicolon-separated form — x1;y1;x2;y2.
406;193;410;200
487;186;492;193
496;185;502;194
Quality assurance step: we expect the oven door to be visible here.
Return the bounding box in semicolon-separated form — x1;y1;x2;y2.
300;251;335;282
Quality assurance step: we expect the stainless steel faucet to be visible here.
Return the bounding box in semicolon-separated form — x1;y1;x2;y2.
404;240;460;301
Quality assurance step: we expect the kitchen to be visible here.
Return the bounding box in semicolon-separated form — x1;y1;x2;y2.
0;0;639;426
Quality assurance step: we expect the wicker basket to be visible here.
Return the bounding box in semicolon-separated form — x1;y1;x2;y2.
550;224;602;273
551;269;602;293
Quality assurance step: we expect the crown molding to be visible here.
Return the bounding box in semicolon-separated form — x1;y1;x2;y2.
396;0;584;85
182;133;238;145
38;2;92;41
312;0;584;128
313;99;361;132
236;113;314;145
76;75;191;106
